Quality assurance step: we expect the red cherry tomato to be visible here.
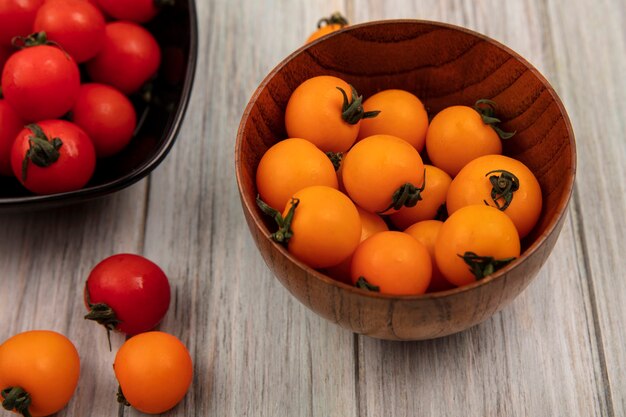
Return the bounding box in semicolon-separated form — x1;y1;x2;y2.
1;44;80;121
71;83;137;157
33;0;106;63
95;0;159;23
0;99;24;176
10;120;96;194
86;21;161;94
84;254;171;337
0;0;45;46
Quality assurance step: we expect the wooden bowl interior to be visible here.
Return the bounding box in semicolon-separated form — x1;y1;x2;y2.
236;20;575;340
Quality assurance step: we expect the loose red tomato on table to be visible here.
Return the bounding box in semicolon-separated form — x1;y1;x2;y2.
84;254;171;342
33;0;106;63
11;120;96;194
1;43;80;122
0;0;44;46
114;331;192;415
71;83;137;158
0;99;24;177
86;21;161;94
0;330;80;417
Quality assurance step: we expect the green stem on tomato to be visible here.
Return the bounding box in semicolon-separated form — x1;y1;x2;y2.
1;387;33;417
336;86;380;125
256;196;299;244
21;124;63;182
458;251;516;279
316;12;349;28
472;99;516;140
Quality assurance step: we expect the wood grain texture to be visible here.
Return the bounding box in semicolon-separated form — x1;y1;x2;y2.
0;0;623;416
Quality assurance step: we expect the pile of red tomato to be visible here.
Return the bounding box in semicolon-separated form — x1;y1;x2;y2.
0;0;163;195
256;71;542;296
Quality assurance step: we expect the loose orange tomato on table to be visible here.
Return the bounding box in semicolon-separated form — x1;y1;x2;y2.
306;12;348;43
446;154;542;238
357;89;429;151
389;164;452;230
351;231;432;295
342;134;425;213
284;75;379;152
404;220;455;292
256;138;338;211
435;205;520;287
425;100;514;176
114;331;192;415
0;330;80;417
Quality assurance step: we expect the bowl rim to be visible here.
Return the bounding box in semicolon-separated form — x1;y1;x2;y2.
0;0;199;210
235;18;577;301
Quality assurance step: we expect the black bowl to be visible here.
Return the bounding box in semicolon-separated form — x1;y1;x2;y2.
0;0;198;212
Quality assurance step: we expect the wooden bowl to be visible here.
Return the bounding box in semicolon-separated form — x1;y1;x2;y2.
235;20;576;340
0;0;198;212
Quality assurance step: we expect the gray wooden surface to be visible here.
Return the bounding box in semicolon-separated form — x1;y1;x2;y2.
1;0;624;416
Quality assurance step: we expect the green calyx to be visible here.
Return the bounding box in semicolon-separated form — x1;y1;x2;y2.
336;86;380;125
483;169;520;211
317;12;349;28
21;124;63;182
459;251;516;279
11;32;49;49
256;196;299;244
84;301;121;351
355;277;380;292
326;152;343;171
2;387;33;417
472;99;516;140
379;170;426;213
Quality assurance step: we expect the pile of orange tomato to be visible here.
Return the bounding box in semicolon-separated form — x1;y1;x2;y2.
256;70;542;296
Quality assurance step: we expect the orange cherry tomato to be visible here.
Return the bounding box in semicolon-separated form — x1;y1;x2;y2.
435;205;520;287
389;165;451;230
342;134;425;213
256;138;338;211
351;231;432;295
325;206;388;283
446;154;542;238
426;104;503;176
281;185;361;269
114;331;192;415
306;12;348;43
285;76;377;152
404;220;455;292
0;330;80;417
357;89;429;151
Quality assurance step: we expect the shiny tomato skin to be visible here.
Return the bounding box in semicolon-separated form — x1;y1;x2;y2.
0;0;45;46
71;83;137;157
86;21;161;94
1;45;80;122
0;99;24;176
11;120;95;194
85;254;171;336
96;0;158;23
34;0;106;63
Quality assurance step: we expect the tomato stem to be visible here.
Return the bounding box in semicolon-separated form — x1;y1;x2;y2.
325;152;343;171
459;251;516;279
1;387;33;417
355;277;380;292
21;124;63;182
337;86;380;125
379;170;426;213
117;385;130;417
84;301;121;351
256;195;299;244
483;169;520;211
435;203;448;221
317;12;349;28
472;99;516;140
